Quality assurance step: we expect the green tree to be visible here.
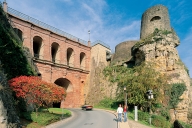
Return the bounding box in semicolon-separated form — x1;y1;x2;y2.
168;83;186;119
103;62;167;108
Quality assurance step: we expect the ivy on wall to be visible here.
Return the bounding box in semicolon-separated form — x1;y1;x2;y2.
0;6;35;80
132;28;172;50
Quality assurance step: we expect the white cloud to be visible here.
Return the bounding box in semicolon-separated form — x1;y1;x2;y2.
82;3;102;24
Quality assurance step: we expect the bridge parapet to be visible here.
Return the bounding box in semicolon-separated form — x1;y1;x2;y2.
7;6;88;46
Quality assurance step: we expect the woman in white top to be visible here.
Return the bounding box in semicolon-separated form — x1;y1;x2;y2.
117;104;123;122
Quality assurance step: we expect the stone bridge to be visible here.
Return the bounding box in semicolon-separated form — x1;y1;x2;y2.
3;2;91;108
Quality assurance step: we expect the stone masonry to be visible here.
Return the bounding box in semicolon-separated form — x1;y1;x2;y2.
5;3;91;108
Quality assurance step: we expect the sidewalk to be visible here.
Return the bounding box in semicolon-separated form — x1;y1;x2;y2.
102;109;151;128
119;120;151;128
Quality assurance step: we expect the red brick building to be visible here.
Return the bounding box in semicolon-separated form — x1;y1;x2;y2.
3;2;91;108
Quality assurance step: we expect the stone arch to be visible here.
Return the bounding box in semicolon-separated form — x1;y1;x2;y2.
53;78;73;108
13;28;23;41
67;48;74;67
80;52;86;70
54;78;73;92
33;36;44;59
51;42;60;63
150;16;161;22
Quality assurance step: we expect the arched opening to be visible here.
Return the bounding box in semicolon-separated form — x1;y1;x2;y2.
53;78;73;108
33;36;43;59
51;42;60;63
150;16;161;22
80;52;86;70
67;48;74;67
13;28;23;41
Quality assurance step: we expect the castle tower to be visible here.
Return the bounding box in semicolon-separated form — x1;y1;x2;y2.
140;5;171;39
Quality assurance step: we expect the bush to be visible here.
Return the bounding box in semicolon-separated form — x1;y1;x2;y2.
179;120;192;128
152;115;171;128
98;97;117;108
160;108;171;121
137;111;150;122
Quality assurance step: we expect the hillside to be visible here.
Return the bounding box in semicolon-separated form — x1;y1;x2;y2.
0;5;35;128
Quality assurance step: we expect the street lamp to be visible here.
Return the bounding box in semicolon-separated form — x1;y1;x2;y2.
124;86;127;106
146;89;153;125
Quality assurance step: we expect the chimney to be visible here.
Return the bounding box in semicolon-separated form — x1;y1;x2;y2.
3;0;7;13
88;41;91;47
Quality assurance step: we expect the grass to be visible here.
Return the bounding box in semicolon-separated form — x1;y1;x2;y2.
20;108;71;128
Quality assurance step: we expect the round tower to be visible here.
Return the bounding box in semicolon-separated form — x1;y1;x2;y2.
140;5;171;39
112;40;137;66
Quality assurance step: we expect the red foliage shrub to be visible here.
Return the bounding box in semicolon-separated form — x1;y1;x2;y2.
8;76;66;108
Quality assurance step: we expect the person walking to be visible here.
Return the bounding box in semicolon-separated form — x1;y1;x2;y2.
123;105;128;122
117;104;123;122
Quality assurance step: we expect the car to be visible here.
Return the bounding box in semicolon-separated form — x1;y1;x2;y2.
82;105;93;111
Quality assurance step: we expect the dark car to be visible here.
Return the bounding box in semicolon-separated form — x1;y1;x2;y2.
82;105;93;110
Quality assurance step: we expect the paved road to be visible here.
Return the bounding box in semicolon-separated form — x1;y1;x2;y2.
47;108;118;128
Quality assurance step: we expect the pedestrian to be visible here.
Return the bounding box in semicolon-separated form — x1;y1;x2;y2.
117;104;123;122
123;105;128;122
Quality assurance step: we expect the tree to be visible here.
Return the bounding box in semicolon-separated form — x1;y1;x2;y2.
8;76;66;112
103;62;167;108
168;83;186;119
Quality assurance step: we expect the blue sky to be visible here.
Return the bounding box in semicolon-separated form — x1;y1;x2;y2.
1;0;192;77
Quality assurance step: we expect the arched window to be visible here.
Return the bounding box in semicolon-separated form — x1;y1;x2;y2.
150;16;161;22
51;42;60;63
14;28;23;41
67;48;74;67
33;36;43;59
80;52;86;70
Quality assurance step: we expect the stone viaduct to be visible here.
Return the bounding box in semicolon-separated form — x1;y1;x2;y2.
2;2;110;108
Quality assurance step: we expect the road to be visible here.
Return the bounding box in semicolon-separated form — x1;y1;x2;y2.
46;108;118;128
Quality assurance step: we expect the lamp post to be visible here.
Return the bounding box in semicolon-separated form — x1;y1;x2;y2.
124;86;127;106
147;90;153;125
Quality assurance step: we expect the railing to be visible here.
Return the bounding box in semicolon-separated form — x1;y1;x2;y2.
7;6;88;45
92;40;110;49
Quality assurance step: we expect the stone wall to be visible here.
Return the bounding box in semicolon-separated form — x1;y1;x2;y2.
85;44;117;105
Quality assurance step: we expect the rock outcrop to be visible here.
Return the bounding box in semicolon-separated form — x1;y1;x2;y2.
0;67;20;128
110;4;191;123
133;28;190;122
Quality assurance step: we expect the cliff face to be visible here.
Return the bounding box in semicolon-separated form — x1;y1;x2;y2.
133;29;191;122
